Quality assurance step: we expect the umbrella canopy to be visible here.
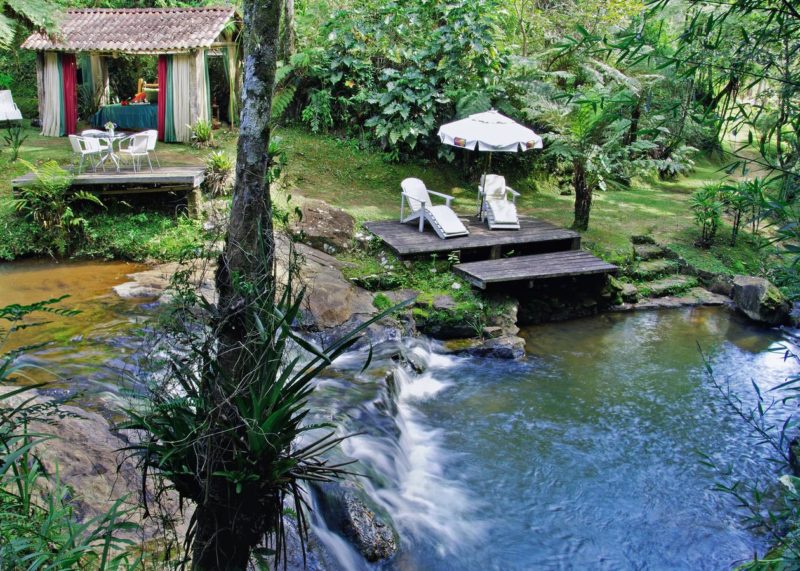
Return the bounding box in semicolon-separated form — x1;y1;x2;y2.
437;109;543;153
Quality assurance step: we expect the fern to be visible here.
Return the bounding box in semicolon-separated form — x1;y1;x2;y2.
271;84;297;120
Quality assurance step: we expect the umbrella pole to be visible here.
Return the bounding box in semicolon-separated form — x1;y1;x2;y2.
478;152;492;219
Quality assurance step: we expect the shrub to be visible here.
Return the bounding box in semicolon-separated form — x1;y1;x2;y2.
190;119;214;149
203;151;234;197
11;160;104;257
689;184;723;248
2;123;27;162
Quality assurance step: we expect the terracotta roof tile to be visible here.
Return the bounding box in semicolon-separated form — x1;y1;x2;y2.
21;7;236;53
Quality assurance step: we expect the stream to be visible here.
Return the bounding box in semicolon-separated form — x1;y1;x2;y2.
1;260;799;570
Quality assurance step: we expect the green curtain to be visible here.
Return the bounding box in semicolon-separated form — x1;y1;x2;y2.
79;54;93;97
164;55;176;143
204;50;212;122
56;54;66;136
221;46;238;126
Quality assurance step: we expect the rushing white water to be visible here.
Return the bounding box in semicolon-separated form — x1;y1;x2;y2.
315;339;486;566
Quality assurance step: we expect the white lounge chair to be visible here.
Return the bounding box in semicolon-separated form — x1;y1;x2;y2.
400;178;469;239
0;90;22;122
68;135;103;174
479;174;520;230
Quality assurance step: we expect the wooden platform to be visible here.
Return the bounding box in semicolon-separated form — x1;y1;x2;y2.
12;166;205;192
364;217;580;257
12;166;205;217
453;251;618;289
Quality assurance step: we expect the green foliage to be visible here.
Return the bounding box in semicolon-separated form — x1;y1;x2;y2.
122;242;410;567
301;89;333;133
297;0;508;157
11;160;104;257
2;123;26;162
190;119;214;149
0;299;141;569
689;184;723;248
203;150;234;197
372;292;392;312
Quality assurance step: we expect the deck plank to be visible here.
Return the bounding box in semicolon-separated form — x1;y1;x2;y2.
365;217;580;256
12;166;205;189
453;251;617;289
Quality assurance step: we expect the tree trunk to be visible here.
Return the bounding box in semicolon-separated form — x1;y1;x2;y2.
278;0;296;61
192;0;283;568
572;158;592;231
624;98;640;147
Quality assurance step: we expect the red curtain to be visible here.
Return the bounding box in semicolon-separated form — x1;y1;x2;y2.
61;53;78;136
157;55;167;142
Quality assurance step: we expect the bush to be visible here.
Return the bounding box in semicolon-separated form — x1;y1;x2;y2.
190;120;214;149
689;184;723;248
203;151;234;197
10;160;103;257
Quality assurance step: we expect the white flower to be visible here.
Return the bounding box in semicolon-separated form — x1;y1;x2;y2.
451;282;461;290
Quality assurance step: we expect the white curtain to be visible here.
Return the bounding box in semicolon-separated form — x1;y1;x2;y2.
171;53;193;143
90;54;109;107
41;52;61;137
194;50;210;123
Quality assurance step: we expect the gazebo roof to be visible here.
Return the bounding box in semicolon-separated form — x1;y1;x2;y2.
21;7;237;53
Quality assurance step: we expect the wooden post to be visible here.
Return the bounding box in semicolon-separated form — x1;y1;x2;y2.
187;186;202;219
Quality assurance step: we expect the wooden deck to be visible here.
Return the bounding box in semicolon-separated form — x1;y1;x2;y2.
364;217;580;258
453;251;618;289
12;166;205;217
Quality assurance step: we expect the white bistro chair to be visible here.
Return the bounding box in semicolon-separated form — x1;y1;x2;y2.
143;130;160;167
68;134;104;174
81;129;112;155
119;133;153;172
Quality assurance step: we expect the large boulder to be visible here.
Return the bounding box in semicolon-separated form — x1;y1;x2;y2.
312;481;398;563
289;199;356;254
731;275;791;326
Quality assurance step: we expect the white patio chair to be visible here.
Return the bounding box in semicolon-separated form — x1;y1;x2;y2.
68;134;103;174
400;177;469;239
143;130;160;167
119;133;153;173
0;90;22;122
479;174;520;230
81;129;112;154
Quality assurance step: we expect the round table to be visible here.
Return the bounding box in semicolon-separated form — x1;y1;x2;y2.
83;131;128;172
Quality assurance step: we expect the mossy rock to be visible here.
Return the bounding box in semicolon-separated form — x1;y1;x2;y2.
637;275;698;298
630;258;679;280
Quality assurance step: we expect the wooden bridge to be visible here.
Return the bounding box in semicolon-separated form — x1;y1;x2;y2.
365;217;617;289
12;166;205;218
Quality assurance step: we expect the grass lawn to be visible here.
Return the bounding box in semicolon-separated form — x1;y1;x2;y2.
0;122;781;283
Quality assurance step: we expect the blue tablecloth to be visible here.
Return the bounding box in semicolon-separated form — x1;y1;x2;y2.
90;104;157;130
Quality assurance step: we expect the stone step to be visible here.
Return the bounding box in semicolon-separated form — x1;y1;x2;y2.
633;244;667;261
637;275;698;298
631;258;679;280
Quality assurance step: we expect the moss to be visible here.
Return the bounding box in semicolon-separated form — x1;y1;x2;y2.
372;293;392;312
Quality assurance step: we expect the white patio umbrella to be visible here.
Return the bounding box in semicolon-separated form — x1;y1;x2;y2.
437;109;543;214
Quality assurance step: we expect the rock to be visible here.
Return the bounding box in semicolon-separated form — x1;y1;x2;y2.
637;275;697;298
611;287;733;312
289;199;356;254
0;387;185;541
633;243;666;261
731;275;791;326
791;438;800;477
351;273;404;291
620;282;639;304
631;258;678;280
709;275;734;297
482;326;503;339
485;296;520;336
432;295;457;311
446;335;526;360
112;282;162;299
630;235;656;245
312;481;397;563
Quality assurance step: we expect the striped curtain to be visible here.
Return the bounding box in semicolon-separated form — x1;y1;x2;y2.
41;52;63;137
172;53;192;143
221;46;238;126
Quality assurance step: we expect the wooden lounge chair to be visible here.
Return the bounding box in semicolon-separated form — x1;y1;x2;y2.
400;177;469;239
480;174;520;230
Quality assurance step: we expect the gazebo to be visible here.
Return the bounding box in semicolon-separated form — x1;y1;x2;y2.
22;7;241;143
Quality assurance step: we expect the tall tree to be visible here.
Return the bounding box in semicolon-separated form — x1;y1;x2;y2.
193;0;283;568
